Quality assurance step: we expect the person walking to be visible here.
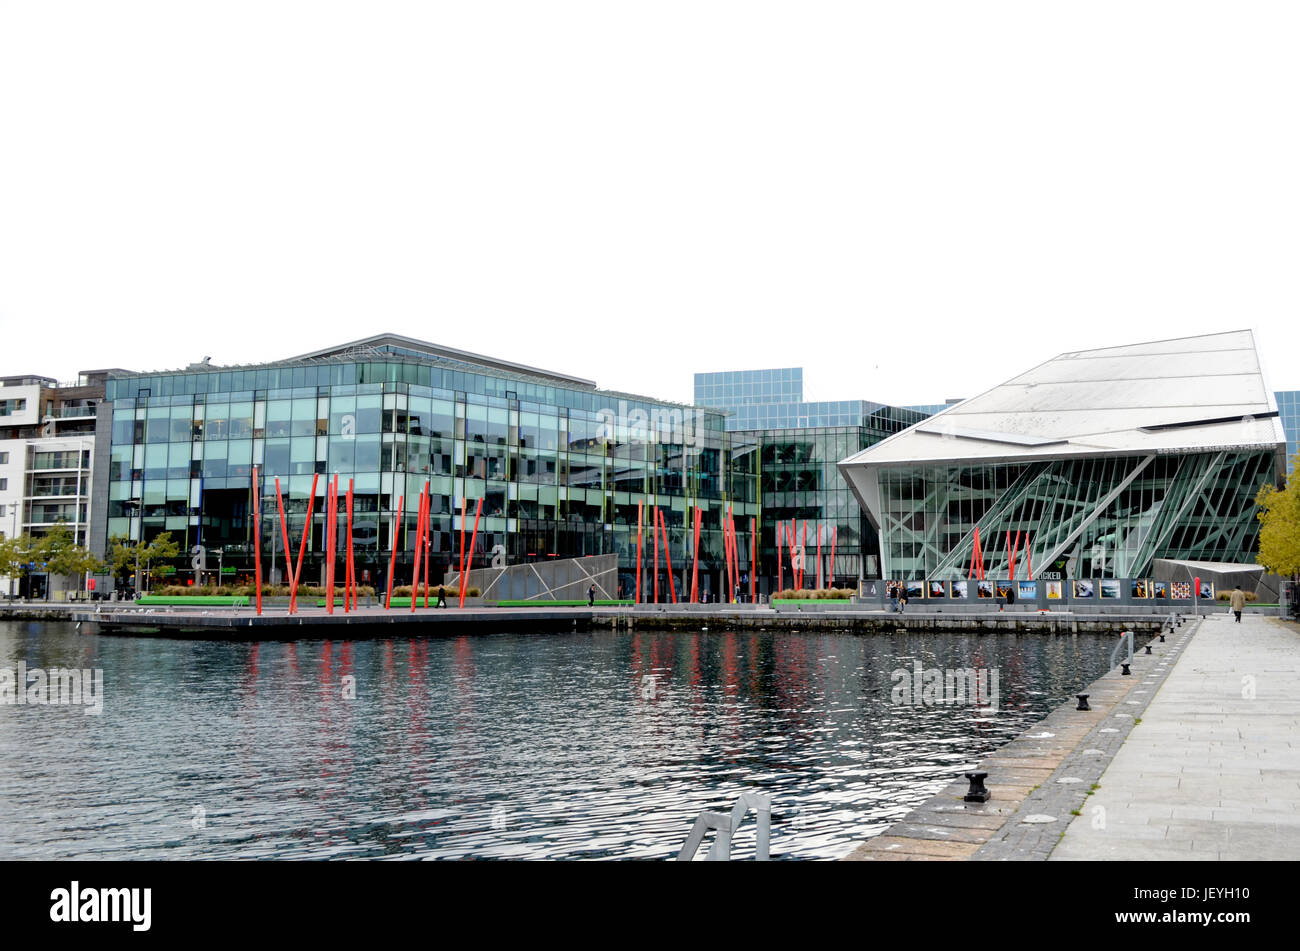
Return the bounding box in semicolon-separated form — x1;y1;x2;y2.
889;584;898;613
436;585;447;609
1230;585;1246;623
587;583;596;607
1006;584;1016;612
899;586;908;614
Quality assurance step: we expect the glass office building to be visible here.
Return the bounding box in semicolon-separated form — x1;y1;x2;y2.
89;335;758;598
840;332;1288;581
1276;390;1300;474
695;368;927;584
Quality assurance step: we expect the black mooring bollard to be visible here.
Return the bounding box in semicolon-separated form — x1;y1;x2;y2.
1160;633;1166;642
1076;694;1091;711
1121;662;1131;675
1145;644;1152;654
964;772;991;803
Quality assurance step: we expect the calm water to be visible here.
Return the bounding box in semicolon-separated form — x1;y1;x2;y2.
0;620;1116;860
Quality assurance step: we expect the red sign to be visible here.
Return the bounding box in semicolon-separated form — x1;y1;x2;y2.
87;578;95;591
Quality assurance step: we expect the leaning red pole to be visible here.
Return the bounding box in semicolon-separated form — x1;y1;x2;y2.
456;496;468;601
345;478;354;611
410;485;426;613
1026;537;1033;581
385;494;403;610
634;501;644;604
660;509;677;603
830;525;837;589
325;474;336;615
252;466;262;616
690;505;701;603
816;523;823;591
777;521;784;594
290;473;319;615
1009;530;1021;581
274;478;294;611
652;506;660;604
460;496;483;608
750;517;757;602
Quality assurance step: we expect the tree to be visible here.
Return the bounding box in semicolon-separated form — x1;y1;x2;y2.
37;524;104;583
0;534;37;598
106;531;181;593
1256;454;1300;586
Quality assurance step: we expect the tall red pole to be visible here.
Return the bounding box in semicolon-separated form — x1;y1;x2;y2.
830;524;837;589
1026;537;1033;581
660;509;677;603
634;501;643;604
801;520;807;592
456;495;468;601
726;504;736;602
385;494;403;610
325;474;336;615
750;516;757;602
423;524;430;608
345;478;354;611
969;526;980;580
690;505;701;603
816;523;823;590
777;520;784;594
252;466;262;616
274;478;293;610
410;485;426;613
290;473;319;615
652;506;660;604
460;496;483;608
788;518;797;590
1009;530;1021;581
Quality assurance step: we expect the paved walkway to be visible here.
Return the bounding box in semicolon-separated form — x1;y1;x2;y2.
1052;612;1300;860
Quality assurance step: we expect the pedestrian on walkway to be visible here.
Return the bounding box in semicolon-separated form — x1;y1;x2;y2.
436;585;447;608
899;586;908;614
587;583;596;607
1230;585;1246;623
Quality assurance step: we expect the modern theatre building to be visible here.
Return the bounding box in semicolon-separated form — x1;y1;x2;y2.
838;331;1288;582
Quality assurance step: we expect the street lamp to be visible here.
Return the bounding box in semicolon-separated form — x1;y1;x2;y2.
121;498;141;600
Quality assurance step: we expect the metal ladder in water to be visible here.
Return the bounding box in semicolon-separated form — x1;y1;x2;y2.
676;792;771;861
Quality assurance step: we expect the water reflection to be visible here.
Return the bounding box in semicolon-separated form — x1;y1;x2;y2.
0;621;1115;860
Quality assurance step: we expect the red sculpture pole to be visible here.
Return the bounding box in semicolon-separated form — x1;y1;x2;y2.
801;520;808;592
750;516;757;602
691;505;701;603
325;474;336;615
289;473;319;615
410;485;426;613
816;523;823;591
830;524;837;589
252;466;262;616
652;506;660;604
634;500;644;604
788;518;797;590
1009;530;1021;582
660;509;677;603
1025;537;1033;581
969;526;981;580
460;496;483;608
385;494;403;610
456;495;468;603
274;478;294;611
345;478;354;611
777;521;784;594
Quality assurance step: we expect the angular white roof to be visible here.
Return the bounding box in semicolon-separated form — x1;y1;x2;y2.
840;330;1287;469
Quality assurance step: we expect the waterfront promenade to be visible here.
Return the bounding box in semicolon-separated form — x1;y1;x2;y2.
1052;612;1300;860
844;611;1300;861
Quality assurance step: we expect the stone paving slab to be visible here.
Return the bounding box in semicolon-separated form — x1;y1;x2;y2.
1051;614;1300;861
843;616;1194;861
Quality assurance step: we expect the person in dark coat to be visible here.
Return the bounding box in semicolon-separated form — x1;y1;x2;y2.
588;583;596;607
436;586;447;608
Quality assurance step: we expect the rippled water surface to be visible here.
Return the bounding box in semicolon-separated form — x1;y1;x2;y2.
0;620;1117;859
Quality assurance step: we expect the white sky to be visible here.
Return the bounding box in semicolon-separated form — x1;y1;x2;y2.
2;2;1297;407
